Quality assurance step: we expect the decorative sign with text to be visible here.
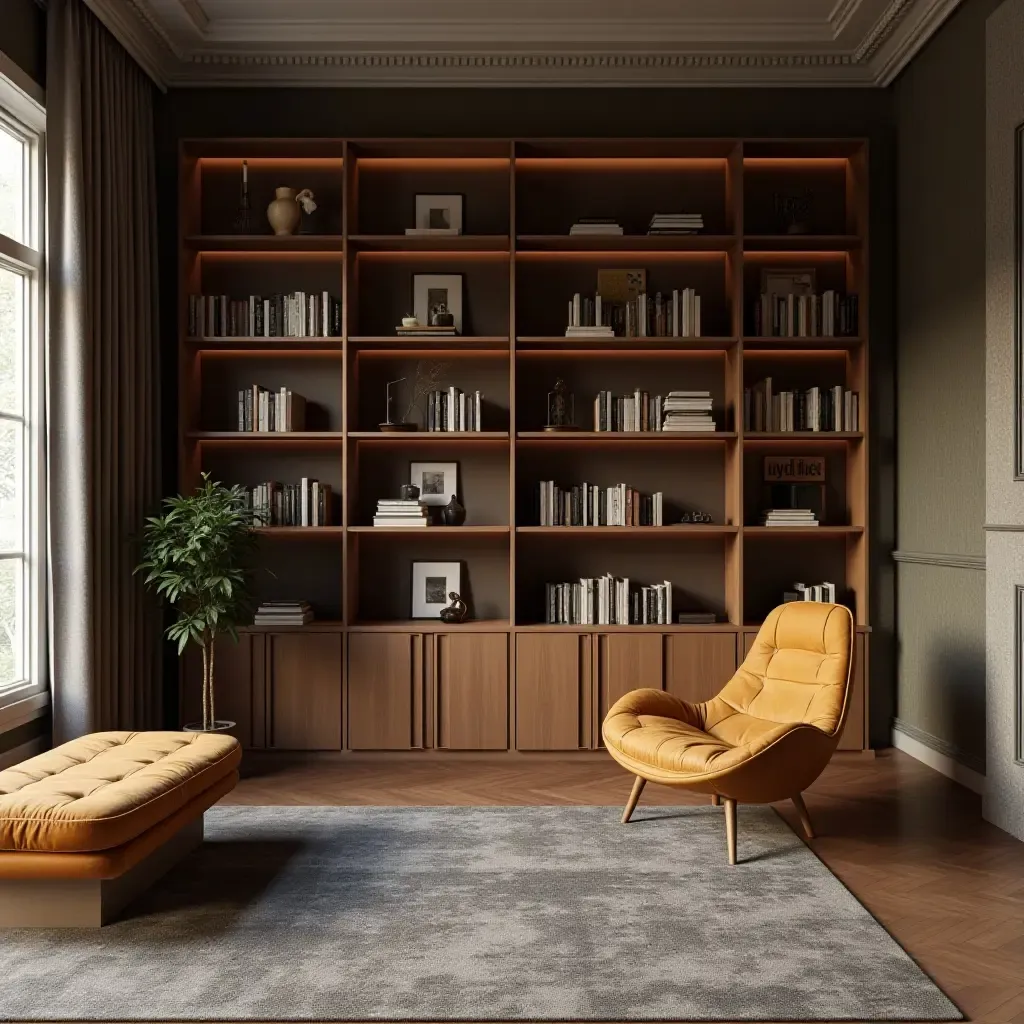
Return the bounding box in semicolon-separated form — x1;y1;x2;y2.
764;455;826;483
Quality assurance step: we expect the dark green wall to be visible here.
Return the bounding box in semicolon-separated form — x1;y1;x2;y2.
155;86;897;740
1;0;45;87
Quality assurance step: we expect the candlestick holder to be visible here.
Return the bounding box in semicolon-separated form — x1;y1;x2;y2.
232;159;252;233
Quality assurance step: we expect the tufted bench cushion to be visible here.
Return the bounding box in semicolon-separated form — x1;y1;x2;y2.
0;731;240;854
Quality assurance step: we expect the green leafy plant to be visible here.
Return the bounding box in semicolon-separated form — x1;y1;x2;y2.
137;474;257;731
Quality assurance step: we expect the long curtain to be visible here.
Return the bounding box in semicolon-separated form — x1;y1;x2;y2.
46;0;161;741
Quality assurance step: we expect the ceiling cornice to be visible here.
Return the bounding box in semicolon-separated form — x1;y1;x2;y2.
84;0;962;91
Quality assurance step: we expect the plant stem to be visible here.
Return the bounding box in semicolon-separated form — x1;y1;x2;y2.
201;638;210;731
208;635;217;729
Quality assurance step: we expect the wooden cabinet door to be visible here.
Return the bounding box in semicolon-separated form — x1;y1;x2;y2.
837;633;867;751
267;632;342;750
348;632;424;750
742;631;759;658
515;633;591;750
664;633;736;705
182;634;253;747
596;633;663;744
435;633;509;750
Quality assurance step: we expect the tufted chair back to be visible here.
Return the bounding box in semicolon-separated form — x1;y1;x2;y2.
702;602;853;738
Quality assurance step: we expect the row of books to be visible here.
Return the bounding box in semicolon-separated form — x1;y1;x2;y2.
373;498;429;528
538;481;665;527
744;380;859;432
592;390;715;433
569;218;623;236
648;213;704;235
187;292;342;338
426;388;484;432
245;479;333;527
751;291;858;338
761;509;819;527
566;289;702;338
236;386;307;433
546;576;673;625
253;601;314;626
783;581;838;603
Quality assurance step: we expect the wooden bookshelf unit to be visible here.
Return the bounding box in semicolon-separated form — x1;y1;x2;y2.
178;137;870;754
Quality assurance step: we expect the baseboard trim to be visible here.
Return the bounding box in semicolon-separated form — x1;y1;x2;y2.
891;720;985;794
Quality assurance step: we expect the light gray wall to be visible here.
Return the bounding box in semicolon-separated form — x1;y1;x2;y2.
893;0;999;773
985;0;1024;841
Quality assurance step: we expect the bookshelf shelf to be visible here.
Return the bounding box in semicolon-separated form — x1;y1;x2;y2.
178;136;870;754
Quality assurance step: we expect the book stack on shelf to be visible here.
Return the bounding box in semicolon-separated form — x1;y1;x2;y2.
426;388;484;431
677;611;717;624
188;292;341;338
594;389;663;432
253;601;314;627
236;386;306;432
752;290;858;338
566;288;701;338
784;581;837;603
566;293;614;338
663;391;716;432
538;481;665;527
396;323;458;338
569;218;623;237
648;212;704;235
373;498;429;528
744;380;859;432
545;576;673;625
761;508;819;528
247;479;332;527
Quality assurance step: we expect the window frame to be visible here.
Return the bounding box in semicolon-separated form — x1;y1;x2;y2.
0;60;46;713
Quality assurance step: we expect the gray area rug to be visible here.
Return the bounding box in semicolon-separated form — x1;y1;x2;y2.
0;805;960;1022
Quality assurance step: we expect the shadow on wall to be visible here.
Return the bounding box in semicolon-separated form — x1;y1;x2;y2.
923;639;986;774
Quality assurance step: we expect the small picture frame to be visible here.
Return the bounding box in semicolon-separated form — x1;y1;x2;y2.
410;461;458;507
760;268;817;298
413;273;464;333
412;561;461;619
414;194;463;234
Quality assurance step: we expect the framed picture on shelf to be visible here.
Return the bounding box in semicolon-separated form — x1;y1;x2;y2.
410;461;457;506
413;273;464;333
761;268;816;298
413;194;463;234
412;561;461;619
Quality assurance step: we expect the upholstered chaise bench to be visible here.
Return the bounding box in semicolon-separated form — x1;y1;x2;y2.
0;731;240;927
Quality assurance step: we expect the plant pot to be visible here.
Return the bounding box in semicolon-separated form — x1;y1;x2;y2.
183;720;236;734
267;187;301;235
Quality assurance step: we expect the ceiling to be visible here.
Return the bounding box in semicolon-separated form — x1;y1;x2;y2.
84;0;962;89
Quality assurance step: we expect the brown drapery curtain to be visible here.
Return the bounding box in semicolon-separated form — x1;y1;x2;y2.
46;0;161;741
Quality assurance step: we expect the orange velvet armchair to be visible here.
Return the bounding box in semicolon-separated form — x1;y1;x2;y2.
602;602;854;864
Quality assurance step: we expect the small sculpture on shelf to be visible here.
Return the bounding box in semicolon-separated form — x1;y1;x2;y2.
267;187;317;236
773;188;814;235
679;510;714;524
439;592;469;623
430;301;455;328
379;377;416;433
442;495;466;526
545;378;579;432
399;483;421;500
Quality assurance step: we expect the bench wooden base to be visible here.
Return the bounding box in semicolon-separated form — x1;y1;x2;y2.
0;816;204;928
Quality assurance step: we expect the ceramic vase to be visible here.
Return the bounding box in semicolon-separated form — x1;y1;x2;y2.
442;495;466;526
267;187;301;236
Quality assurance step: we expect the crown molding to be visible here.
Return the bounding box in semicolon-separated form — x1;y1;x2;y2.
83;0;962;90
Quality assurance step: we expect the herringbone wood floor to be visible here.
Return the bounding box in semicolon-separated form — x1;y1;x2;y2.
224;751;1024;1023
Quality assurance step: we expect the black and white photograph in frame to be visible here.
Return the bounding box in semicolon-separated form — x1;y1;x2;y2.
761;268;817;298
414;194;463;234
412;561;461;619
413;274;463;333
410;461;458;507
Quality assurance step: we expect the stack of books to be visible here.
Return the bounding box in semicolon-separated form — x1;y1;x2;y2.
676;611;717;624
744;379;859;432
373;498;429;528
247;480;331;527
784;582;837;603
648;213;704;235
253;601;314;626
761;509;819;527
538;480;664;527
236;386;306;433
662;391;715;432
546;575;673;625
569;218;624;236
405;226;459;237
395;324;458;338
566;293;612;335
566;325;615;338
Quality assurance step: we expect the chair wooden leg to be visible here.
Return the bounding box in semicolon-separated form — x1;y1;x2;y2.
724;798;737;865
711;793;721;806
791;792;815;840
621;776;646;824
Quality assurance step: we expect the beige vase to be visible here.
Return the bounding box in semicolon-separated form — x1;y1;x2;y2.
267;187;301;235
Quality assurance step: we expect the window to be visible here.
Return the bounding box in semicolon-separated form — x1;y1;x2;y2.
0;66;44;703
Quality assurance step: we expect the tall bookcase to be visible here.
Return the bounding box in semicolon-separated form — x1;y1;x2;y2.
178;137;870;755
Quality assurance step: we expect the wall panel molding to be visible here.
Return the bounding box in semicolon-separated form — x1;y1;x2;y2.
891;549;985;569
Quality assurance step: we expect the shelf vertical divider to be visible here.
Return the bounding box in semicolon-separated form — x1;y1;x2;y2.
508;141;518;744
726;141;745;632
340;138;352;749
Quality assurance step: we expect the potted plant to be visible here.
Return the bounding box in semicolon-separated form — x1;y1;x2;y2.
137;473;257;732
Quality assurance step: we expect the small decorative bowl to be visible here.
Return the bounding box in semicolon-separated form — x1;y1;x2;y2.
401;316;420;328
